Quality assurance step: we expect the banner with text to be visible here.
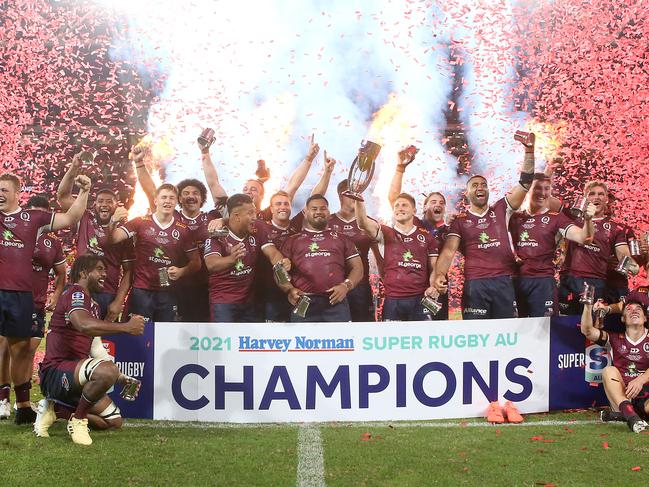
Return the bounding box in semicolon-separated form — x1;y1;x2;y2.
153;318;550;422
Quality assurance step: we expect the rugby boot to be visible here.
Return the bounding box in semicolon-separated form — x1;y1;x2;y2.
14;406;36;425
503;401;524;423
486;401;504;424
34;399;56;438
0;399;10;420
67;415;92;445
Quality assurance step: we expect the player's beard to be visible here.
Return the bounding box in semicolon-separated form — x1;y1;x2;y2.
310;218;327;231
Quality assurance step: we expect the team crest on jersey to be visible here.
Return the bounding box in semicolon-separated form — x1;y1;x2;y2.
44;238;52;248
603;222;611;231
172;229;180;240
643;343;649;354
489;211;496;218
330;231;338;238
62;374;70;392
541;216;550;224
248;236;256;246
20;212;30;221
417;234;425;243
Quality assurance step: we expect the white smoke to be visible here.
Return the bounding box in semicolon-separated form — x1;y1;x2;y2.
101;0;529;215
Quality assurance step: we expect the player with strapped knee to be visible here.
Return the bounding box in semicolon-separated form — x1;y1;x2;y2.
581;295;649;433
433;132;536;319
36;254;146;445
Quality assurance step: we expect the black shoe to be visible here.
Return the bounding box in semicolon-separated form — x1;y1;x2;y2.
600;410;625;423
14;406;36;425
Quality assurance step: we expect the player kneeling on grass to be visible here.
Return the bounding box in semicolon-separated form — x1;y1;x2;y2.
35;254;146;445
581;296;649;433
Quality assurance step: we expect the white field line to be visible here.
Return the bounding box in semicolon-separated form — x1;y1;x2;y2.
123;419;601;429
296;425;326;487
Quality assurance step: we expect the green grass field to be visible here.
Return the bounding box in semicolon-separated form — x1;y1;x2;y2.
2;409;648;486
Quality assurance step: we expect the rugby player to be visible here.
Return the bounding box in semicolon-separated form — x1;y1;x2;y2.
109;184;200;322
0;172;91;424
581;294;649;433
58;152;134;321
560;181;638;314
356;193;439;321
204;194;290;322
280;194;363;322
433;133;536;319
36;254;146;445
510;173;595;316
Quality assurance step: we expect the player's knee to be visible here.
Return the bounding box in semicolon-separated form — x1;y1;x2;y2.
92;361;120;387
98;400;122;429
602;366;620;381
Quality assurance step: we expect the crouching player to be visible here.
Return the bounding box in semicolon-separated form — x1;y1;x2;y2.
581;295;649;433
36;254;146;445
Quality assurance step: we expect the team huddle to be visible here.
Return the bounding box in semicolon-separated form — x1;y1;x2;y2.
0;131;648;444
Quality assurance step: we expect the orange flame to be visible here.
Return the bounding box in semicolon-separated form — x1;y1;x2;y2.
524;120;565;163
368;93;420;221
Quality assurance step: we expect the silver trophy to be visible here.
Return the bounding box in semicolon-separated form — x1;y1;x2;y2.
569;197;589;219
209;227;229;238
197;128;216;152
341;140;382;201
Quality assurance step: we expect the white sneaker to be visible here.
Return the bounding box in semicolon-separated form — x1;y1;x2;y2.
0;399;10;419
67;415;92;445
34;399;56;438
632;419;648;434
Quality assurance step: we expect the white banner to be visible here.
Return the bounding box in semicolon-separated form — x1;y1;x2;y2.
153;318;550;423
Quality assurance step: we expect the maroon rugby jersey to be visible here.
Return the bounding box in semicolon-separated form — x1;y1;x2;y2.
255;220;295;292
608;330;649;385
329;213;374;281
175;209;218;285
119;215;197;291
378;224;438;298
562;216;626;280
204;229;270;304
280;229;359;294
447;198;517;280
77;210;135;295
40;284;100;371
509;209;574;277
32;232;65;310
606;223;636;288
0;208;54;291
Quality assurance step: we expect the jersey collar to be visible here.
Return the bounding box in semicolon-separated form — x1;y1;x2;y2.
152;213;175;230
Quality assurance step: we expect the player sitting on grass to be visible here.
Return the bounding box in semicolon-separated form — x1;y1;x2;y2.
35;254;145;445
581;295;649;433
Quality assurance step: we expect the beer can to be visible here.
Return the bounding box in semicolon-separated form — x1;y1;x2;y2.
580;282;595;305
209;227;229;238
293;295;311;318
273;262;291;285
158;267;171;287
615;255;633;277
421;296;442;316
120;378;141;401
629;239;641;257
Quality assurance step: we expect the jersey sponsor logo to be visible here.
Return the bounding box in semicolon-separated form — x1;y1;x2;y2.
464;307;487;315
150;247;172;265
343;225;353;230
398;249;422;269
1;229;25;248
305;241;332;258
583;243;600;252
402;250;413;262
404;237;413;243
477;232;501;249
4;217;14;222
